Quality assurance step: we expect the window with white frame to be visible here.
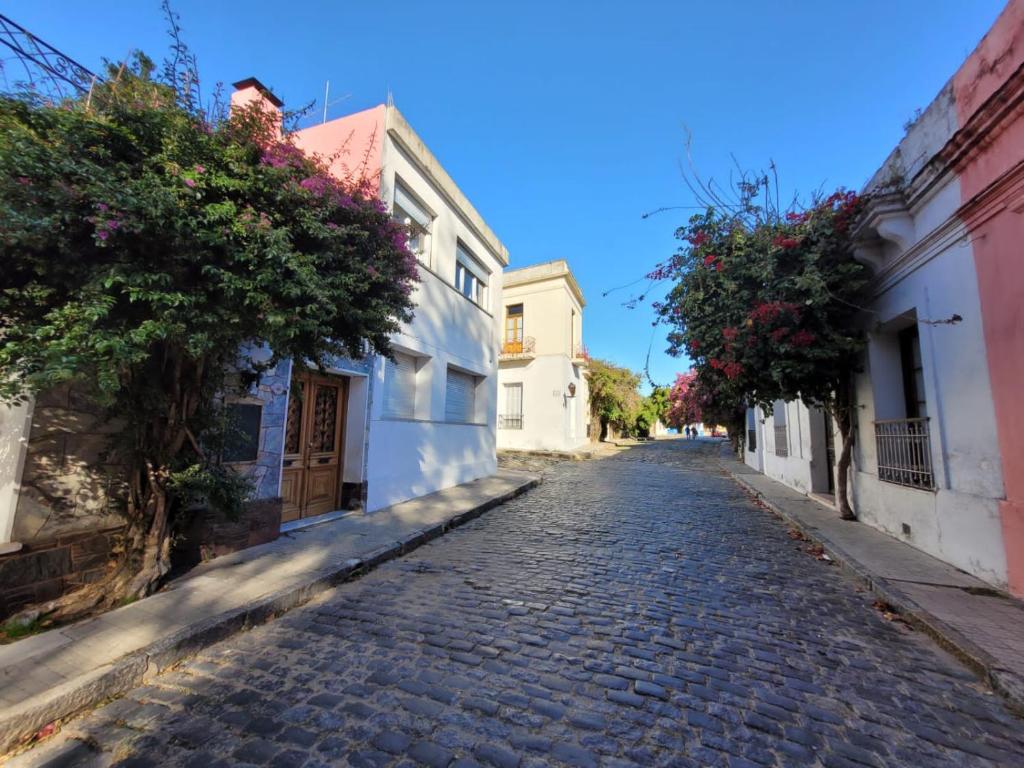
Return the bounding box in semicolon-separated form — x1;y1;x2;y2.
772;400;788;457
500;383;523;429
746;407;757;453
455;243;488;308
445;367;478;423
382;352;417;419
392;181;433;267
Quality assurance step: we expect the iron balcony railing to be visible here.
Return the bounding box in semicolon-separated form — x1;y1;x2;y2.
500;336;535;357
773;425;789;457
0;13;100;102
875;417;934;489
498;414;523;430
572;343;590;363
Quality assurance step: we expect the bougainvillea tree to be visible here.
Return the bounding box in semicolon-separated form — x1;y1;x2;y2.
587;358;644;440
650;189;868;518
0;54;419;618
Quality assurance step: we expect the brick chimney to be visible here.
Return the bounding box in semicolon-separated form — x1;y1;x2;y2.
230;77;284;135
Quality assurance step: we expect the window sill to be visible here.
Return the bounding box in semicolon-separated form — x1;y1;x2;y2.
379;416;488;427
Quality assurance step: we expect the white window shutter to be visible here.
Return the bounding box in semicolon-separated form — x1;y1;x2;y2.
383;353;416;419
394;183;431;229
445;369;475;423
506;383;523;417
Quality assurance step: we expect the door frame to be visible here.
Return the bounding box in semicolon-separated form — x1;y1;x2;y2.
281;370;348;522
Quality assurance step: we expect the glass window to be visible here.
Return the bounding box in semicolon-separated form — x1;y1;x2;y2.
505;304;524;343
455;244;488;307
223;403;262;463
899;325;927;419
392;181;432;267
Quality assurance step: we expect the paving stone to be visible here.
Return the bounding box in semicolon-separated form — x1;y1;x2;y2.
634;680;669;699
407;740;455;768
475;742;520;768
21;440;1022;768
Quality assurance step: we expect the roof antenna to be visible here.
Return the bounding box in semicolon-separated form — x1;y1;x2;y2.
321;80;351;123
386;86;394;108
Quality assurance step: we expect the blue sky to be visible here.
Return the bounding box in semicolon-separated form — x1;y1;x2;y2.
10;1;1006;390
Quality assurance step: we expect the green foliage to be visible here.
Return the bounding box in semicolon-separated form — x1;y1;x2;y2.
0;53;419;591
588;358;644;437
651;186;868;505
0;56;417;408
634;385;669;436
653;190;868;415
167;462;252;522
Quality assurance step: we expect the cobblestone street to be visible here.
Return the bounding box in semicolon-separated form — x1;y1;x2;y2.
33;440;1024;767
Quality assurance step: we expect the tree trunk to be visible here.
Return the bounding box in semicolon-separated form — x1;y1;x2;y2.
833;379;857;521
25;462;174;624
14;346;205;626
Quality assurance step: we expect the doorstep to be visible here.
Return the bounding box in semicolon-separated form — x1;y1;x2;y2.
0;469;541;756
720;455;1024;713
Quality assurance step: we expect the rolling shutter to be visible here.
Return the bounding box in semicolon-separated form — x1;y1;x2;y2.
383;353;416;419
445;368;476;423
394;183;432;229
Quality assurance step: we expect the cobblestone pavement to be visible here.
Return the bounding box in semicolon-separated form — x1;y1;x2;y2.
32;440;1024;767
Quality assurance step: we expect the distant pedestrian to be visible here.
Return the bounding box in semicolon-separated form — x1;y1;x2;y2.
684;426;691;439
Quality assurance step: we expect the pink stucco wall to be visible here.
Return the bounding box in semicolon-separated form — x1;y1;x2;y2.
952;0;1024;596
292;105;386;195
230;81;283;137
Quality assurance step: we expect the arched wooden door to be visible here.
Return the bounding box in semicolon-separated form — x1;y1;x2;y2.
281;372;347;523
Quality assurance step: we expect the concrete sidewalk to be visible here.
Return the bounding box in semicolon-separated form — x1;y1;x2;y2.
0;469;540;754
720;455;1024;713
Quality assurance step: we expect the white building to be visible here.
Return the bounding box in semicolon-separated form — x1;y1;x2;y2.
283;89;508;516
743;19;1019;589
496;260;590;452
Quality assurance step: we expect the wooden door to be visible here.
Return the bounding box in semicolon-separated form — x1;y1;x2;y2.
281;372;347;523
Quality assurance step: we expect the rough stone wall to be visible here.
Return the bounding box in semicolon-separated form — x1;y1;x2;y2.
12;385;126;545
0;526;121;620
238;357;292;501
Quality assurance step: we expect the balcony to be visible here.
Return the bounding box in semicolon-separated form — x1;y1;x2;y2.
499;336;535;361
498;414;523;430
572;343;590;365
875;417;935;489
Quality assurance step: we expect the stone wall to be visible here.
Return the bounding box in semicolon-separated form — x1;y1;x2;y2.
176;497;282;564
12;385;125;545
0;526;121;620
235;356;292;501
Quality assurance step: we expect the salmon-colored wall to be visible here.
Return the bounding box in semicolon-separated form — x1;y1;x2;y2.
292;105;386;195
953;0;1024;596
230;83;283;137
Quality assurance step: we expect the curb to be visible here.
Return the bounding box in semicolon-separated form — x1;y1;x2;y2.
721;464;1024;716
0;475;541;756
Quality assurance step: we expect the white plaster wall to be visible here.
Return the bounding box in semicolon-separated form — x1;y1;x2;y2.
501;276;583;358
743;407;764;473
0;399;33;544
850;239;1006;586
365;133;503;511
760;401;818;495
496;355;588;452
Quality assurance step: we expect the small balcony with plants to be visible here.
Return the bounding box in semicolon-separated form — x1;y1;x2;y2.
499;336;536;362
